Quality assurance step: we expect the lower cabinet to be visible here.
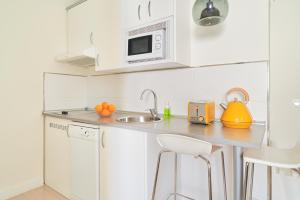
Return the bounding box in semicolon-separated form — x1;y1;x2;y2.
45;117;71;199
100;126;146;199
100;126;174;200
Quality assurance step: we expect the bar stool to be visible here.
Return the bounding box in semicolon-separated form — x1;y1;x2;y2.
152;134;227;200
243;144;300;200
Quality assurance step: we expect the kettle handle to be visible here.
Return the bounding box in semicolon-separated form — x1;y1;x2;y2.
226;87;250;104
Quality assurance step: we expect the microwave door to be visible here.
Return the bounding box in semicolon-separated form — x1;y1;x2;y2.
126;29;165;63
128;35;153;56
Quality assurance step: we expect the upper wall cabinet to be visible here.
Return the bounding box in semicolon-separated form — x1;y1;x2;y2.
190;0;269;67
89;0;123;72
58;0;122;70
92;0;123;71
118;0;191;73
56;0;98;67
67;1;94;56
122;0;174;29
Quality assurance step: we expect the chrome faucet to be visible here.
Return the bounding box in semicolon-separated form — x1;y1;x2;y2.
140;89;158;118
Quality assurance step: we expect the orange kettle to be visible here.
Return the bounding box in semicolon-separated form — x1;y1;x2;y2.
220;88;253;129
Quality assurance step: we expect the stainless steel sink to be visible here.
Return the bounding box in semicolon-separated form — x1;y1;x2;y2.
116;115;162;123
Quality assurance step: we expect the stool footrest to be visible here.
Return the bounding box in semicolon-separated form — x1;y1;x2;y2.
167;192;195;200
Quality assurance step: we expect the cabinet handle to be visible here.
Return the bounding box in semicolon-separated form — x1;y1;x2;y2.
90;32;94;45
67;126;70;138
148;1;151;17
101;130;105;148
96;54;100;67
138;4;141;20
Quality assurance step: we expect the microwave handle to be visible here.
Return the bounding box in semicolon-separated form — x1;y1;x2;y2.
138;4;141;20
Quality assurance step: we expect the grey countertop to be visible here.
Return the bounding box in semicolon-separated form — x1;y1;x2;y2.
43;109;266;149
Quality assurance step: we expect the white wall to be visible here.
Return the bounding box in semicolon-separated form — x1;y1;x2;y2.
0;1;87;199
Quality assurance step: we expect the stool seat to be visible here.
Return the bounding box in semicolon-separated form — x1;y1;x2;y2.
244;144;300;169
243;144;300;200
157;134;222;156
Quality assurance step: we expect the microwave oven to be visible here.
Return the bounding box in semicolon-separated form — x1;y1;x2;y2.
126;20;171;63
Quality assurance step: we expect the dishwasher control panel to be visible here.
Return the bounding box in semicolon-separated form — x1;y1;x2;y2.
68;124;99;141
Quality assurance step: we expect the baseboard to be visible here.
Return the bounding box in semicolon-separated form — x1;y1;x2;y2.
0;178;43;200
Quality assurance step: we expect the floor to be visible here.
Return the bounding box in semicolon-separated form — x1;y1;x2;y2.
9;185;68;200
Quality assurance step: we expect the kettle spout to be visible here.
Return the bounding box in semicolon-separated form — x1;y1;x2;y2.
220;103;227;110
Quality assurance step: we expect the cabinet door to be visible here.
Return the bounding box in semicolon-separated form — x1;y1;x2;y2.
93;0;123;71
67;1;94;55
100;126;146;200
45;117;71;198
147;0;174;22
122;0;145;29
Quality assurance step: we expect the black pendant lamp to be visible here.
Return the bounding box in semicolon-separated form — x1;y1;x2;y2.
192;0;229;26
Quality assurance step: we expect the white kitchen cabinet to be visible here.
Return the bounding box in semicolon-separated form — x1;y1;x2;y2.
119;0;191;72
67;0;94;56
45;117;71;199
100;126;146;200
100;126;174;200
122;0;174;29
148;0;174;22
122;0;143;29
64;0;122;70
92;0;123;71
190;0;269;67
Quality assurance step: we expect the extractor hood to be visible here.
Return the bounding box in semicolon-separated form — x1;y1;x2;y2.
56;47;98;67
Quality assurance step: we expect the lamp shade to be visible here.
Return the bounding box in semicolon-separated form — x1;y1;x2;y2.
192;0;229;26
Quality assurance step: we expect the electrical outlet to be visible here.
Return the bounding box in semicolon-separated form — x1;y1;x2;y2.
275;167;293;176
275;168;300;178
293;99;300;107
291;169;300;178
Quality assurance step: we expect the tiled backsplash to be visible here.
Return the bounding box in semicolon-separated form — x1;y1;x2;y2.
44;73;87;110
87;62;268;121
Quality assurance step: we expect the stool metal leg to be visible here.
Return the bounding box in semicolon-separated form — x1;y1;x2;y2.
221;151;227;200
198;155;212;200
153;151;227;200
243;162;249;200
208;161;212;200
152;150;169;200
167;193;195;200
244;162;255;200
248;163;255;200
153;151;195;200
267;166;272;200
174;153;178;200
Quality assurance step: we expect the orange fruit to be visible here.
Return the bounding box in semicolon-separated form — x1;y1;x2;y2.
102;102;109;109
101;109;111;117
95;104;103;114
108;104;116;112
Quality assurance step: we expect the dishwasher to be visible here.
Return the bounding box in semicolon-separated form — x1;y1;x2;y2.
68;123;100;200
